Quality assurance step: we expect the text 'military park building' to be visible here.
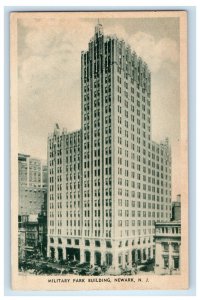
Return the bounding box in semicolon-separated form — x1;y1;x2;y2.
47;23;172;270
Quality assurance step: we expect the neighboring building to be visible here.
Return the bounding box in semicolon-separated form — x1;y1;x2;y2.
38;194;48;256
154;221;181;275
47;23;172;270
18;214;39;259
42;165;48;188
18;153;47;216
18;172;48;261
155;195;181;274
18;227;26;260
171;194;181;221
18;204;48;260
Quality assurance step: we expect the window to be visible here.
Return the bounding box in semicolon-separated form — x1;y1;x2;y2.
163;256;169;268
118;255;122;264
85;240;90;246
118;220;122;227
163;242;169;252
173;257;179;269
173;243;179;252
106;241;112;248
95;240;101;247
118;210;122;216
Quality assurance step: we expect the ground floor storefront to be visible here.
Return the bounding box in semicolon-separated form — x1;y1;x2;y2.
47;242;155;269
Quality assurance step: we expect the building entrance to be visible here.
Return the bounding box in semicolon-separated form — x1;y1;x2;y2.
95;252;101;266
50;247;55;259
66;247;80;262
137;249;141;263
85;251;91;263
105;253;113;266
132;250;136;264
143;249;147;261
58;248;63;260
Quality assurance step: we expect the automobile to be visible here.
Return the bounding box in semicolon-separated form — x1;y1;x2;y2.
39;256;46;262
66;260;79;272
68;260;79;266
46;258;52;263
145;258;155;265
91;265;101;276
76;262;90;269
105;266;122;275
75;263;91;275
36;269;45;275
70;263;90;275
73;269;80;275
48;257;57;263
26;261;35;269
41;256;48;261
19;260;28;271
101;265;108;273
61;269;69;275
58;259;65;265
67;266;77;274
45;266;56;275
28;269;35;274
121;269;132;275
77;268;91;275
38;264;51;274
52;268;60;274
59;259;68;266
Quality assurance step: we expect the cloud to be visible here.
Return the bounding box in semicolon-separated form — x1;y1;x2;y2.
134;34;178;73
18;19;94;133
18;18;180;144
17;17;180;198
105;25;179;74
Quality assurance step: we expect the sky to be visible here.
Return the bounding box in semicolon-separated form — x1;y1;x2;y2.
17;14;180;199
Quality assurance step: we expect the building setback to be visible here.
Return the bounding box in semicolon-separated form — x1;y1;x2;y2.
47;23;172;269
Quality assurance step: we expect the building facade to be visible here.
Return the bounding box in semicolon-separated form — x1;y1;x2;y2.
47;24;172;270
18;153;47;216
47;126;82;261
154;195;181;275
154;221;181;275
18;208;48;261
171;195;181;221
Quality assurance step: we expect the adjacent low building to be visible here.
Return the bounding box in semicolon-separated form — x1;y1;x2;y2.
18;208;47;260
154;195;181;275
18;153;48;261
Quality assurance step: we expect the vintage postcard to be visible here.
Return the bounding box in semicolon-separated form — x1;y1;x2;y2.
10;11;188;290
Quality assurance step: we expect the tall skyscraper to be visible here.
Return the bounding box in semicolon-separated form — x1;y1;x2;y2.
47;23;172;269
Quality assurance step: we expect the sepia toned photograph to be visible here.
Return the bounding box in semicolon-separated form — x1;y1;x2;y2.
10;11;188;290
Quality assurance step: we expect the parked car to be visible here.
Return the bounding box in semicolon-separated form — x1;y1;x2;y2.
91;266;101;276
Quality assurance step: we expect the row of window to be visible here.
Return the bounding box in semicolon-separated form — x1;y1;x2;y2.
157;226;181;235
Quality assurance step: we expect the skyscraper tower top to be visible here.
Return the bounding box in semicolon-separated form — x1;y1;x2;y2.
95;20;103;36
